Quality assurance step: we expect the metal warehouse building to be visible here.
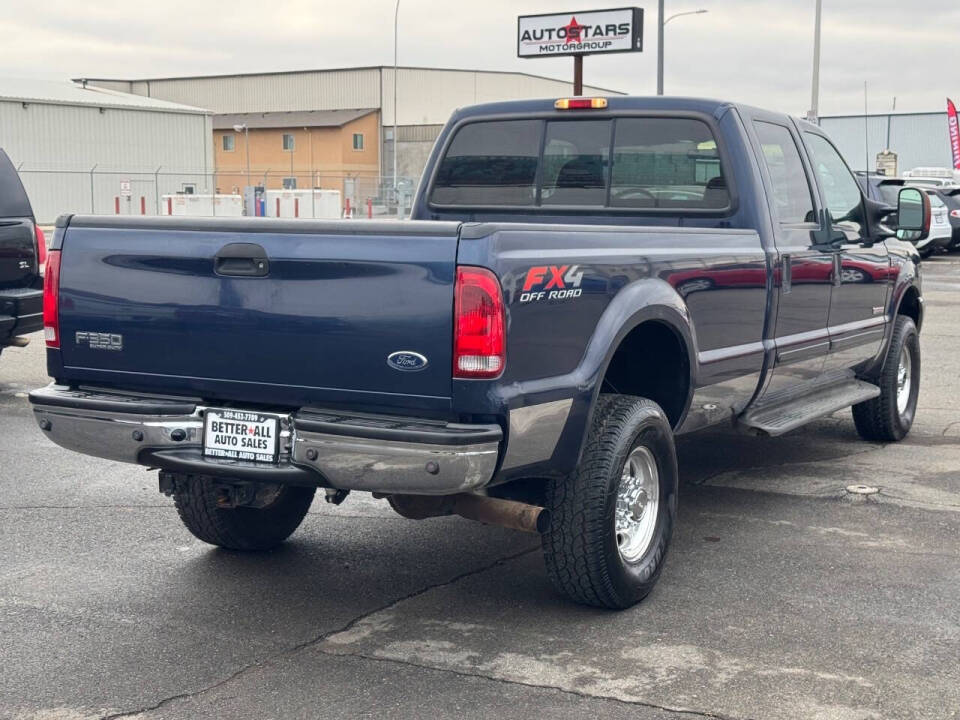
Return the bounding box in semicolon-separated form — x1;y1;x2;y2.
819;112;953;175
0;78;212;223
81;66;621;207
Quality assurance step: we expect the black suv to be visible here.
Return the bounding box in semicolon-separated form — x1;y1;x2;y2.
0;148;45;360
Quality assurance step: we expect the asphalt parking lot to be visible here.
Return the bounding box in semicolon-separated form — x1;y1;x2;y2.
1;256;959;720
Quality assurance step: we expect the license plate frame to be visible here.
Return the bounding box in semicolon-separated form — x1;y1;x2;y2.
202;409;282;464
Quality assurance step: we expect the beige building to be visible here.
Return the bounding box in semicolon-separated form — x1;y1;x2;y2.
213;109;380;203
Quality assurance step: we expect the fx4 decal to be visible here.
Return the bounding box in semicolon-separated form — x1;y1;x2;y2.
519;265;584;303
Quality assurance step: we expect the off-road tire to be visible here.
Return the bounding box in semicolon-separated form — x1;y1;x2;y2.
542;394;678;609
172;474;315;550
852;315;920;442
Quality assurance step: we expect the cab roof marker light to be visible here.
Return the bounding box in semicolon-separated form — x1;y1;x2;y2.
555;97;608;110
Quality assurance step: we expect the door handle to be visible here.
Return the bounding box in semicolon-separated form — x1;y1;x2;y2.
214;243;269;277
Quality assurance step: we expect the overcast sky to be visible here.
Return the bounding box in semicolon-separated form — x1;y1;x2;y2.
1;0;957;116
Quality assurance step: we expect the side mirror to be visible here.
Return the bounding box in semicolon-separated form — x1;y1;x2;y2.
896;187;931;243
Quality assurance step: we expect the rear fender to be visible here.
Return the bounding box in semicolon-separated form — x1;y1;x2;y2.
495;278;696;481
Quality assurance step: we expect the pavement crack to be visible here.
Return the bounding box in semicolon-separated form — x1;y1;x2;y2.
318;648;751;720
97;543;540;719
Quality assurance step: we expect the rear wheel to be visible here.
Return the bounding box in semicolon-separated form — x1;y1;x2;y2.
852;315;920;442
542;394;678;609
171;474;315;550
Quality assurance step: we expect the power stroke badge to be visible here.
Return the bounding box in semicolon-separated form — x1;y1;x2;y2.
519;265;584;303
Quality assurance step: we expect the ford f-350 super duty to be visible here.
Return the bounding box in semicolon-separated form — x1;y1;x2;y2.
30;97;930;609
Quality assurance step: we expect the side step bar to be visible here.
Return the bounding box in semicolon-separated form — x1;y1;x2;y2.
738;376;880;437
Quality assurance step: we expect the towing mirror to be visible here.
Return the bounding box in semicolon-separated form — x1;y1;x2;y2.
896;187;930;243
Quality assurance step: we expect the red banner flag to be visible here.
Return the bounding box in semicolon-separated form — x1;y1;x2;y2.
949;98;960;171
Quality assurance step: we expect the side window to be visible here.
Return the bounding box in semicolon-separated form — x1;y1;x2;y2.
430;119;542;206
753;121;815;224
541;120;612;207
803;133;863;222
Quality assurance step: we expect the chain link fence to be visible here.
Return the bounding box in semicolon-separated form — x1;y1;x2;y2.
16;166;420;224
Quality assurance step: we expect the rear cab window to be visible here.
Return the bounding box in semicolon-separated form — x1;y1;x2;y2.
429;116;730;213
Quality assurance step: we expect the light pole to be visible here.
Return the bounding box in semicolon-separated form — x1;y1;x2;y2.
393;0;400;201
657;3;708;95
807;0;823;122
232;123;250;188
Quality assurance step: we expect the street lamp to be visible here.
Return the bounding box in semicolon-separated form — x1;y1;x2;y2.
393;0;400;200
657;3;708;95
232;123;250;188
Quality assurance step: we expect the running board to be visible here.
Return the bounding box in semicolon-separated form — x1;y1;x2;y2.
738;378;880;437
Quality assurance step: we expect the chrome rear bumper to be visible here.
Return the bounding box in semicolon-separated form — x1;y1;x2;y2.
29;384;501;495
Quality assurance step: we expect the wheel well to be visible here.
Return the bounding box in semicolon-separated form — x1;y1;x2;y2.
898;286;922;331
599;321;690;428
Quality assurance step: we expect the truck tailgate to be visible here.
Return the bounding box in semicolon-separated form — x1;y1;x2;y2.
56;217;461;411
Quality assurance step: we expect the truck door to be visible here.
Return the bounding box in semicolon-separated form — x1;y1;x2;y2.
748;117;834;396
801;131;890;371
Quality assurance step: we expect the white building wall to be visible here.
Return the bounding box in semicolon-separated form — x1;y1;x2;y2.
0;100;212;222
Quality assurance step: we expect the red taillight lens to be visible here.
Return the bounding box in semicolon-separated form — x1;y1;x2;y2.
35;225;47;267
43;250;61;348
453;266;505;379
951;209;960;219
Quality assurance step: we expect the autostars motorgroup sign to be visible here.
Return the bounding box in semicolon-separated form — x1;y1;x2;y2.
517;8;643;58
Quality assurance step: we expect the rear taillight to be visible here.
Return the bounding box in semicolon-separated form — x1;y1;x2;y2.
453;266;505;379
43;250;61;348
35;225;46;268
951;209;960;219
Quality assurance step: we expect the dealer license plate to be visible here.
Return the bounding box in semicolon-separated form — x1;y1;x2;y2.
203;409;281;463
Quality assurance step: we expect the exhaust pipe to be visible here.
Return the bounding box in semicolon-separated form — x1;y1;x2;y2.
4;336;30;348
388;493;550;534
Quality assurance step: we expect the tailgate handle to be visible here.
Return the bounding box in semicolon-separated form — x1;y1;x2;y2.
214;243;269;277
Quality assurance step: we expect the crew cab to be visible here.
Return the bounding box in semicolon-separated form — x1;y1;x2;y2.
1;149;45;361
30;97;929;609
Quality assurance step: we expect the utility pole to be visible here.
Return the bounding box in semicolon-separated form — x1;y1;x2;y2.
864;81;869;173
808;0;822;121
657;0;665;95
393;0;400;198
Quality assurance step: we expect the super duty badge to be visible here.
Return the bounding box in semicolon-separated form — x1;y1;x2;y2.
75;331;123;351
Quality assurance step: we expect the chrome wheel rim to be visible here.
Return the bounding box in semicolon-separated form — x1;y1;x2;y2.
896;346;912;415
615;446;660;563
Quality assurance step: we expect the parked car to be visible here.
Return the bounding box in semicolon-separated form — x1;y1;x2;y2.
30;97;927;609
935;187;960;250
855;172;905;205
909;187;953;257
903;167;960;186
0;148;45;361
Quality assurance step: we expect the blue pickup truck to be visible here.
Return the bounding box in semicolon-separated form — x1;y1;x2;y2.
30;97;930;609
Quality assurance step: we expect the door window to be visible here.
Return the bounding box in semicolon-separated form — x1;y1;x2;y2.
804;133;863;222
753;122;816;224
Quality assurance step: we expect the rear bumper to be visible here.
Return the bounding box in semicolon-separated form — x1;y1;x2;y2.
29;384;502;495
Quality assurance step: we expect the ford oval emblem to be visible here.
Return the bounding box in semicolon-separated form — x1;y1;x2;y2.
387;351;429;372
